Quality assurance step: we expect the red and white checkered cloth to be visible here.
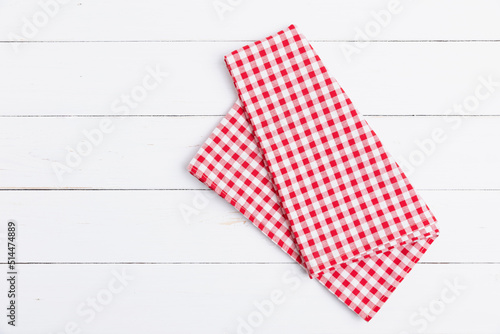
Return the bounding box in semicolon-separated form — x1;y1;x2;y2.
188;25;439;321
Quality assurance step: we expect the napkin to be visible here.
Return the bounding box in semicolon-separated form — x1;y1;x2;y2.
188;25;439;321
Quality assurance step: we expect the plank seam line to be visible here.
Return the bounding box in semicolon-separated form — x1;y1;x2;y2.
0;114;499;118
0;262;496;265
0;40;499;43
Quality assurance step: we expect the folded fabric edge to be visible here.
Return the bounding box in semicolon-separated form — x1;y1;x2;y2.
313;224;440;280
321;236;439;322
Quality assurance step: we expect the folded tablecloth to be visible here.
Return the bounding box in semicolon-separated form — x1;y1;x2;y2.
187;25;439;321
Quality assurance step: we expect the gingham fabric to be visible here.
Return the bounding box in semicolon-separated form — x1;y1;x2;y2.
188;25;439;321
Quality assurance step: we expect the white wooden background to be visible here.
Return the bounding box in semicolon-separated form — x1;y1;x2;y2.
1;1;500;333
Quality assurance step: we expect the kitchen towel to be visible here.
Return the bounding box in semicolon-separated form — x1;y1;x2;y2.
187;25;439;321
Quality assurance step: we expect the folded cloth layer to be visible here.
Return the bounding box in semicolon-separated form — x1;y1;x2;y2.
187;25;439;321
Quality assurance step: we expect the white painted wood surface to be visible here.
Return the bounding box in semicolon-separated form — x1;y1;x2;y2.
0;1;499;333
2;42;500;116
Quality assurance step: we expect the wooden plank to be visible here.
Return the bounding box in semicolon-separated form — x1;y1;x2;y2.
0;263;497;333
1;42;500;116
0;116;498;189
0;190;497;263
1;0;500;41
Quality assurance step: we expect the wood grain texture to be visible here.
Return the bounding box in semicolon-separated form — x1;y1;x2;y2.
0;264;498;333
1;42;500;116
1;0;500;41
0;190;498;263
1;0;499;332
0;116;499;189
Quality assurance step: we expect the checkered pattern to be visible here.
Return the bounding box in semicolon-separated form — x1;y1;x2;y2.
188;25;439;321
